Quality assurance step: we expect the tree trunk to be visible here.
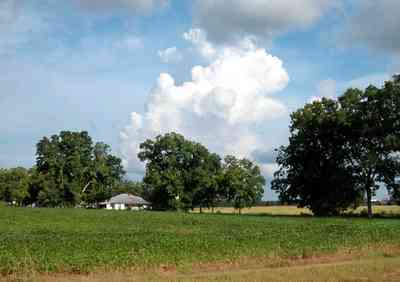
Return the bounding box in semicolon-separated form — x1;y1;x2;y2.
238;208;242;215
199;206;202;213
211;206;214;213
366;187;373;219
82;182;91;193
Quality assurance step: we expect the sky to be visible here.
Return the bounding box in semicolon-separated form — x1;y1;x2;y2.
1;0;399;200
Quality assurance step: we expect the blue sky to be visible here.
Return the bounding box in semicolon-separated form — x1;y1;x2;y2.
1;0;399;199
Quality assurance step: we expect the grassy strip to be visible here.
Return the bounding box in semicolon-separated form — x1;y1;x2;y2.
1;207;400;274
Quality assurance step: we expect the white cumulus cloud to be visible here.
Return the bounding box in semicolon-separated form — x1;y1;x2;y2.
120;34;289;173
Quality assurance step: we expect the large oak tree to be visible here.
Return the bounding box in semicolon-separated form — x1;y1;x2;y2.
272;76;400;217
138;132;222;211
33;131;125;207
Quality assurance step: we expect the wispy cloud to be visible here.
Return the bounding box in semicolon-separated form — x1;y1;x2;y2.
0;0;50;55
73;0;168;14
158;47;182;63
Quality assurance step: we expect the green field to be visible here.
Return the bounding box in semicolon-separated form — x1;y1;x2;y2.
1;207;400;279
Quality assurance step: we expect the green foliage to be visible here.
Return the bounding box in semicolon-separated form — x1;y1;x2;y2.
138;133;265;212
112;180;144;196
0;167;30;206
81;142;125;205
0;207;399;274
33;131;125;207
273;75;400;217
339;80;400;217
272;99;362;216
139;132;223;211
221;155;265;213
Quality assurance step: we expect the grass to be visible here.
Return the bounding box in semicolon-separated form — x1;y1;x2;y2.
0;206;400;277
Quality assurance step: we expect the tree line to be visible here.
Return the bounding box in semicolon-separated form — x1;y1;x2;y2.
0;131;143;207
272;75;400;218
138;132;265;212
1;76;400;216
0;131;265;211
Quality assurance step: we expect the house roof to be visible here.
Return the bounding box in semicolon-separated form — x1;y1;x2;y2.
108;194;149;205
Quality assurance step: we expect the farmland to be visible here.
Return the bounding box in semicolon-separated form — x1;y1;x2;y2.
1;206;400;281
193;205;400;216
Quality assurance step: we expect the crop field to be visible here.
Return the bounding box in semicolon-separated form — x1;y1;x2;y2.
194;206;312;215
1;207;400;280
193;205;400;216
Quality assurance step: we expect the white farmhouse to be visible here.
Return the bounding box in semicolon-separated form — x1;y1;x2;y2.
101;194;150;211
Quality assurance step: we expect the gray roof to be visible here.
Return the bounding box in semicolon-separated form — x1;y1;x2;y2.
108;194;149;205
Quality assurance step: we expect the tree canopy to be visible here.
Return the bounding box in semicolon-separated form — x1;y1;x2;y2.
0;167;30;206
221;155;265;214
272;76;400;217
138;132;222;211
138;132;265;211
272;99;361;216
23;131;126;207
